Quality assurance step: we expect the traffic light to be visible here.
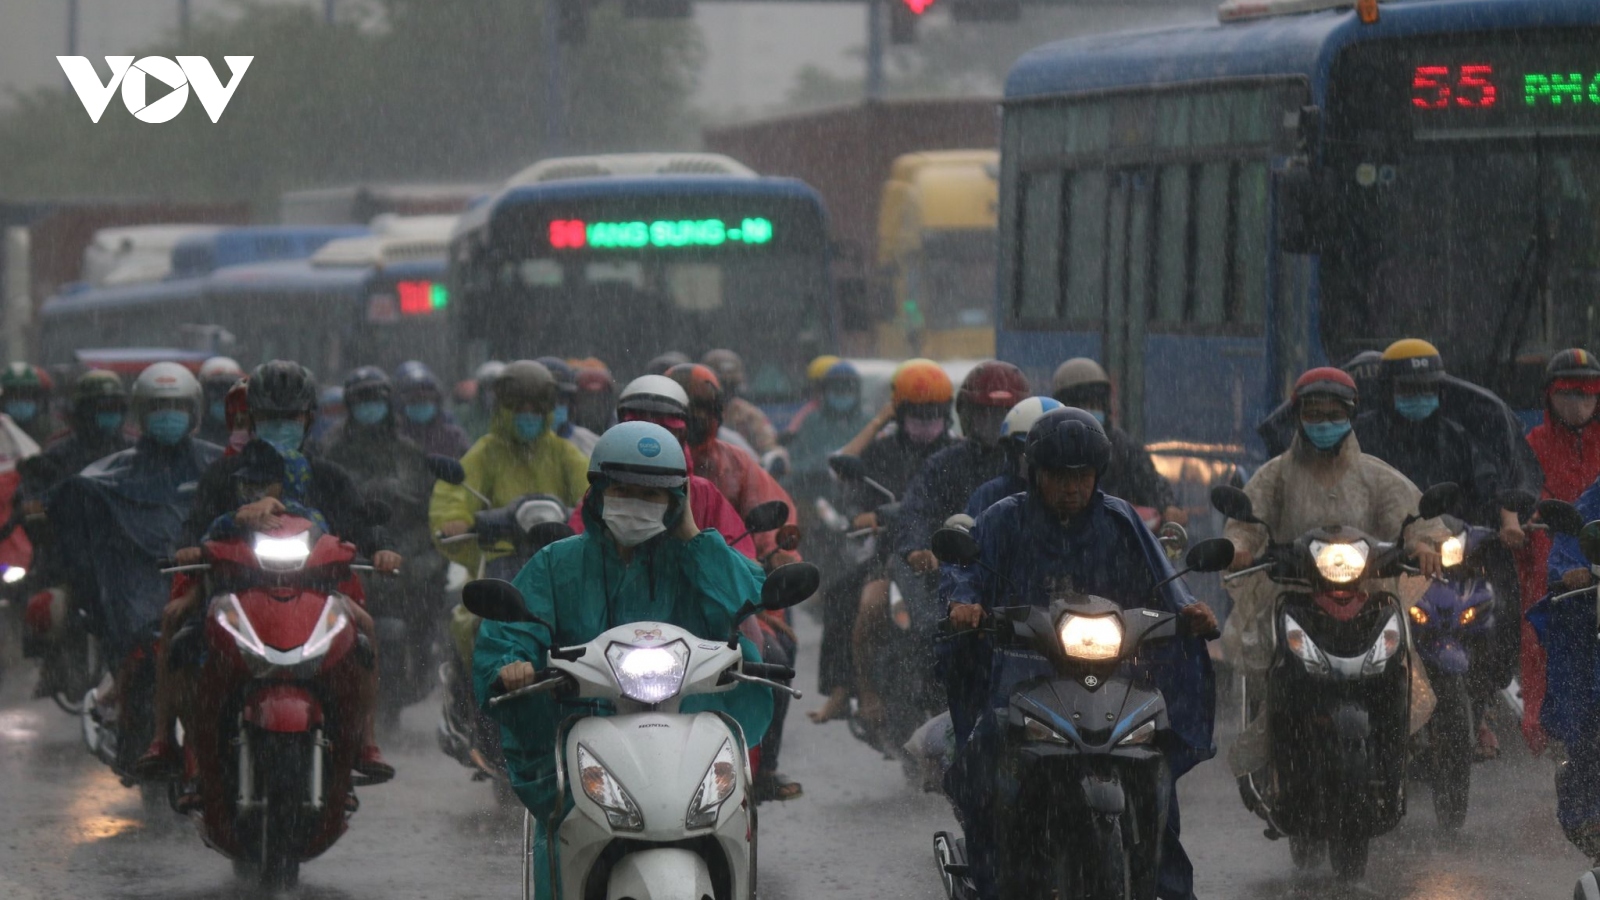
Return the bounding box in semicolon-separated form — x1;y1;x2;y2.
890;0;932;44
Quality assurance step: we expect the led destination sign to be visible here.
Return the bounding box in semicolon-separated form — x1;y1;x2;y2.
1407;43;1600;137
548;217;775;251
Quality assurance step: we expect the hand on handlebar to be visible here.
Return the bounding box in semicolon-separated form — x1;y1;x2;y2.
851;511;878;531
1414;546;1443;579
373;550;403;574
1179;602;1219;640
948;602;986;631
1227;547;1255;572
439;520;471;538
235;497;286;532
1499;520;1528;550
175;546;204;566
499;661;537;691
907;549;939;574
1562;568;1595;591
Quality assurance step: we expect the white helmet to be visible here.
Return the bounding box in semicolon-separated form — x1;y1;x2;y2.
132;362;202;423
617;374;690;418
1000;396;1065;444
198;356;243;382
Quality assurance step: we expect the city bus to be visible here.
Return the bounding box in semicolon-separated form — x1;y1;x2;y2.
995;0;1600;466
450;153;835;403
874;150;1000;361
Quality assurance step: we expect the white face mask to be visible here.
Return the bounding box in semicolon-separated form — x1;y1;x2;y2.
603;496;669;547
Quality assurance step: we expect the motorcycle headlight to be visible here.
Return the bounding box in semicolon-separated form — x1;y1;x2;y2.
1409;605;1428;626
1057;614;1123;661
214;593;268;661
2;565;26;584
1117;719;1157;746
1282;612;1328;674
1459;606;1478;627
606;640;690;704
1022;716;1068;744
254;532;311;571
1363;612;1404;676
1439;533;1466;569
577;743;643;831
1310;539;1369;584
685;738;739;830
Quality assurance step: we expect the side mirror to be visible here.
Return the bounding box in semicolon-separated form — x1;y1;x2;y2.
1538;499;1586;537
1499;489;1538;519
426;454;466;485
1210;486;1259;524
828;454;866;481
523;521;575;550
742;500;790;536
1184;538;1235;574
931;527;981;566
774;523;802;553
761;562;820;611
1418;482;1461;521
1580;522;1600;565
463;578;546;626
943;513;976;533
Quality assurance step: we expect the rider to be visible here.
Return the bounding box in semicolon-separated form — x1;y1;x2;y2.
785;360;869;499
432;360;590;573
49;363;222;770
457;360;506;442
535;356;601;455
3;362;57;445
570;361;616;436
943;407;1218;900
810;359;959;724
703;348;785;470
473;420;774;897
1051;357;1185;524
964;396;1064;519
1519;349;1600;751
394;360;470;458
41;369;132;479
196;356;244;445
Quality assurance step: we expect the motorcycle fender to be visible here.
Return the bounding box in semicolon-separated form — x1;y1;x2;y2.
1331;704;1370;745
605;848;714;900
1079;772;1125;816
243;684;323;733
1432;639;1470;676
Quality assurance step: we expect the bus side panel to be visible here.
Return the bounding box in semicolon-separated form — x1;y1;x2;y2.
995;329;1100;399
1141;333;1267;455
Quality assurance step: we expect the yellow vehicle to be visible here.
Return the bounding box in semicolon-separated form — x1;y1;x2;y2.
874;150;998;360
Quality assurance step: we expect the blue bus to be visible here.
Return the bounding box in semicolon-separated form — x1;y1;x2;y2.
451;155;835;402
996;0;1600;464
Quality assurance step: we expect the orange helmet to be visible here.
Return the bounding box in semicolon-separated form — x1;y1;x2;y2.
892;359;953;407
666;363;724;417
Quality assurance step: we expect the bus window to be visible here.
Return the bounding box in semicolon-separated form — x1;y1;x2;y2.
1017;170;1064;320
1064;170;1110;322
1153;165;1190;324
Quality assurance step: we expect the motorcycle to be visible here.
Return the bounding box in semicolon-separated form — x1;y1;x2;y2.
1211;481;1459;880
81;630;165;814
928;526;1233;900
11;455;101;714
463;562;820;900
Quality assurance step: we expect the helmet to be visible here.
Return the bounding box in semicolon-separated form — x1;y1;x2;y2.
132;361;202;422
1380;338;1445;385
666;364;724;417
73;369;126;406
1342;350;1384;382
1001;396;1064;444
0;362;43;397
618;375;690;418
959;361;1030;409
703;349;746;391
1024;407;1112;477
393;360;442;397
343;366;391;404
822;360;860;388
647;352;692;376
474;360;507;384
1051;358;1111;397
536;357;578;394
1292;367;1358;406
495;360;558;411
891;359;954;407
1546;348;1600;387
588;421;688;489
247;360;318;416
576;366;614;395
198;356;244;385
806;355;841;383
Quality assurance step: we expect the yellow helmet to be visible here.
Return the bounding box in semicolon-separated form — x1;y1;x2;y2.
1380;338;1444;383
807;355;841;383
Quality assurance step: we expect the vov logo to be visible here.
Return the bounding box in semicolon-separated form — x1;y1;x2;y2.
57;56;253;124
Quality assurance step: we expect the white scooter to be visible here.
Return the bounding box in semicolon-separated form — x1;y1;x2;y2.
463;562;820;900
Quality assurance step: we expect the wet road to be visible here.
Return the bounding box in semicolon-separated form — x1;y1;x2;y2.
0;607;1590;899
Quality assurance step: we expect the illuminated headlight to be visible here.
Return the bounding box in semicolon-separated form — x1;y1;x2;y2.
1118;719;1157;746
685;739;738;829
1440;533;1466;569
1409;605;1429;626
606;640;690;704
254;532;311;571
1363;612;1404;676
1310;539;1369;584
1022;716;1068;744
2;566;26;584
1282;612;1328;675
1058;614;1123;661
577;744;643;831
1459;606;1479;627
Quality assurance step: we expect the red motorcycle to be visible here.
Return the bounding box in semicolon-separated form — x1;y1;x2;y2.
163;513;382;889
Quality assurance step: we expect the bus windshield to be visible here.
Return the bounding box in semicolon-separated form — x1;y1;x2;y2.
907;230;996;331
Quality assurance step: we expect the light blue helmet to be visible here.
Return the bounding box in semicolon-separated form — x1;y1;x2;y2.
589;421;688;490
1000;396;1064;443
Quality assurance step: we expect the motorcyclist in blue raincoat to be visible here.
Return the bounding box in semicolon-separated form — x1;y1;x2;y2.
942;408;1217;900
474;421;773;898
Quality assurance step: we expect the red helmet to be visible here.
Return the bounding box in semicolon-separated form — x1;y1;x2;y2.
958;361;1029;410
666;363;724;419
1292;367;1358;406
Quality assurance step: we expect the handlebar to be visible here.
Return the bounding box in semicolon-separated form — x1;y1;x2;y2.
1221;562;1273;583
436;532;477;545
488;672;574;707
742;662;796;681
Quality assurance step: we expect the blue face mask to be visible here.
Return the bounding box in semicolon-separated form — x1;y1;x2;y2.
1394;393;1440;422
825;392;857;413
6;401;38;422
404;402;438;425
514;412;545;441
145;410;191;446
208;399;227;423
1302;419;1352;451
95;411;125;435
553;404;570;432
255;418;306;453
351;401;389;426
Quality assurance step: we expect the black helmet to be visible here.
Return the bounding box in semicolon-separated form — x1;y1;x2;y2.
343;366;391;404
73;369;127;406
1546;349;1600;387
647;351;692;376
248;360;317;416
1024;407;1112;478
536;356;578;395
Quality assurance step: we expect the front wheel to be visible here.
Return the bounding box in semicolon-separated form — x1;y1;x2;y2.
1430;676;1472;832
1288;835;1324;870
1328;835;1369;882
1054;815;1131;900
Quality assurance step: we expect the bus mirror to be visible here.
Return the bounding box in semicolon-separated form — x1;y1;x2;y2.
1294;105;1322;153
1274;163;1336;255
